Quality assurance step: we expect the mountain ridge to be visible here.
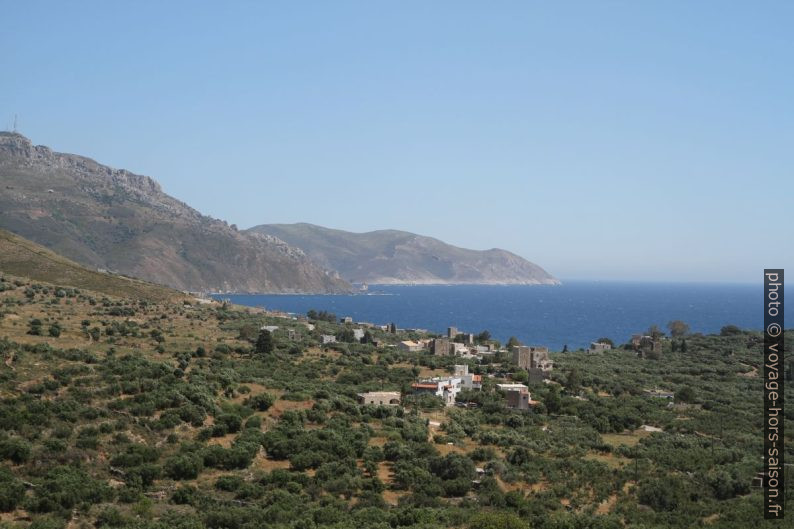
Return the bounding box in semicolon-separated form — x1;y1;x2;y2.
248;222;559;286
0;132;351;294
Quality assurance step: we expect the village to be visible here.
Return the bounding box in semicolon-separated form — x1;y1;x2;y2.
253;308;673;413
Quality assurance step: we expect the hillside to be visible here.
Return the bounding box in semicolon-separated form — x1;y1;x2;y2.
0;133;351;294
0;227;185;302
0;267;784;529
249;223;559;285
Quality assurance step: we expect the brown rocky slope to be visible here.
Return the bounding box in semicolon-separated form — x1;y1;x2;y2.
0;133;351;293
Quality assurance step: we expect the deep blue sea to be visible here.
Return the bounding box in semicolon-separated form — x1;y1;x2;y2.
216;281;779;350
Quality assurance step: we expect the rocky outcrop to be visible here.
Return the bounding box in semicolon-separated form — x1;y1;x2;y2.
0;133;351;293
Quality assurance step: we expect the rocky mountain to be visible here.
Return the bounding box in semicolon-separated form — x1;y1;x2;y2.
0;133;351;294
249;223;559;286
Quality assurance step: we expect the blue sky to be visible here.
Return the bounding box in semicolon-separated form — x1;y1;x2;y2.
2;1;792;282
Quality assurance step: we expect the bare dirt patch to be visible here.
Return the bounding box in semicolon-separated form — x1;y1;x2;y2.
377;461;393;483
382;490;405;506
601;429;651;448
495;476;547;493
268;398;315;418
738;363;758;378
251;451;291;472
584;452;631;469
596;494;618;514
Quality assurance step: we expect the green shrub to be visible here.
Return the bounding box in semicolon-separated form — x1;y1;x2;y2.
29;516;67;529
0;466;25;512
29;465;110;513
245;393;275;412
48;323;62;338
0;437;31;464
28;319;43;336
164;453;204;480
469;512;527;529
215;413;242;434
94;506;127;527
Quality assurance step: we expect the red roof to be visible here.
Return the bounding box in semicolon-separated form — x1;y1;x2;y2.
412;383;437;390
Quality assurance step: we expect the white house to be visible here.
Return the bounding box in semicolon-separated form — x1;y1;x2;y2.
454;365;482;390
412;376;463;406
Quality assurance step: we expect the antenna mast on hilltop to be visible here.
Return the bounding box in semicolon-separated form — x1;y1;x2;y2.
13;114;18;133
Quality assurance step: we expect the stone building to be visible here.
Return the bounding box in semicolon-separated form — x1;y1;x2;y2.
357;391;401;406
398;340;424;352
512;345;554;382
431;337;452;356
632;334;662;357
588;341;612;353
496;383;536;410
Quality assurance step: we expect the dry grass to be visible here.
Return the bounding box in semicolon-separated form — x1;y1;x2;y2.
382;490;405;506
601;429;651;448
583;451;631;469
206;433;236;448
251;451;291;472
377;461;393;483
738;363;758;378
231;383;271;404
418;366;448;378
0;229;185;302
596;494;618;514
495;476;547;493
301;347;342;361
268;398;315;418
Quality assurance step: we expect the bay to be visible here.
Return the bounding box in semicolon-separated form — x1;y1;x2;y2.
216;281;771;350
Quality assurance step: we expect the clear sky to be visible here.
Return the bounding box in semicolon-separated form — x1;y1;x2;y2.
2;1;792;282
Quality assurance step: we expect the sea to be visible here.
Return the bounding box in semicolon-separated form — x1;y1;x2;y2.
215;281;779;351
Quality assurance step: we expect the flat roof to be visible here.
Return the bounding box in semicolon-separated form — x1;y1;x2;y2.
497;383;529;390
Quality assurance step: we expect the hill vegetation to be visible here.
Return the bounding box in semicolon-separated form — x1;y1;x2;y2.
249;223;559;286
0;228;184;303
0;262;789;528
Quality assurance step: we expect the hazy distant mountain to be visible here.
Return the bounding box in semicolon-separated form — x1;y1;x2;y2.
0;133;351;294
249;223;559;286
